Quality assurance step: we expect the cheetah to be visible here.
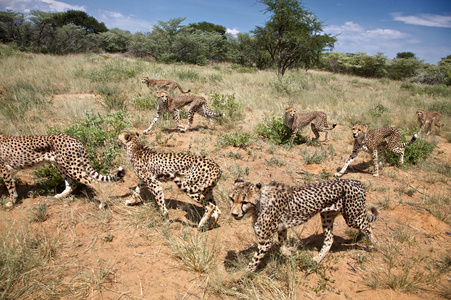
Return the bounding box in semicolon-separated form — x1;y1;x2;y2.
143;91;224;134
334;125;417;178
117;131;222;230
229;178;378;272
284;107;336;142
0;133;125;208
416;109;444;135
141;76;191;94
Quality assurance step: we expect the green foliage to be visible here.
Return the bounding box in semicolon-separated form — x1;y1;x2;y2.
210;92;244;123
301;149;329;164
177;69;200;81
49;111;131;173
385;133;434;166
217;131;253;149
34;163;66;195
428;100;451;118
256;114;306;145
320;52;388;78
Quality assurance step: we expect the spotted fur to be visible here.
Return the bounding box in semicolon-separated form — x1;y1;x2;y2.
143;91;223;134
229;178;378;272
0;133;125;208
117;131;222;229
284;107;336;142
416;109;444;135
335;125;417;177
141;76;191;94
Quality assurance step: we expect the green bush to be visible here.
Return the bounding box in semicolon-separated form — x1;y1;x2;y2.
256;114;306;145
96;85;127;111
210;92;243;122
217;131;253;149
385;132;434;166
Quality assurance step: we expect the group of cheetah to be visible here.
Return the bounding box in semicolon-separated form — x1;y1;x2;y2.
0;74;444;272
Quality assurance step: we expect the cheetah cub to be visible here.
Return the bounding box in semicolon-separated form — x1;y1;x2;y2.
141;77;191;94
284;107;336;142
229;178;378;272
335;125;417;177
117;131;222;230
416;109;444;135
143;92;224;134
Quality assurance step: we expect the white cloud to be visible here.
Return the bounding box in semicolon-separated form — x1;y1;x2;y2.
98;11;153;33
324;21;415;59
0;0;85;12
393;13;451;28
226;28;240;36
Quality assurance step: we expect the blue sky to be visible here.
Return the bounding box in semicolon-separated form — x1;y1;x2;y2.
1;0;450;64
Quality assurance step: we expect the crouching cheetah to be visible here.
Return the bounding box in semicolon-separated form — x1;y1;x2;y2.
416;109;444;135
285;107;336;142
0;133;125;208
229;178;378;272
334;125;417;177
143;92;224;134
117;131;222;230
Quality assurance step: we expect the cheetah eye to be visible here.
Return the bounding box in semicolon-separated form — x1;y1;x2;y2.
229;197;234;203
242;201;248;205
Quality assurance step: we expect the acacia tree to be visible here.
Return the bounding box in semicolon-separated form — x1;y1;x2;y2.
253;0;336;77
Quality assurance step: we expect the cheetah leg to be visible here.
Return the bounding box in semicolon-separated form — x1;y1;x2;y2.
290;128;299;143
198;106;215;128
143;111;160;134
372;149;379;177
391;147;405;166
54;178;76;199
146;178;168;217
311;124;320;141
173;109;184;129
204;190;221;229
377;146;386;166
1;162;18;208
248;239;273;272
313;211;340;263
181;110;194;132
125;179;145;205
334;152;358;177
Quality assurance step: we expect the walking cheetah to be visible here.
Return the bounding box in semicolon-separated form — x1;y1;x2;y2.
117;131;222;230
334;125;417;177
0;133;125;208
229;178;378;272
141;77;191;94
143;92;223;134
416;109;444;135
284;107;336;142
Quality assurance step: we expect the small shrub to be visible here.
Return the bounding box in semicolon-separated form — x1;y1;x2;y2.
96;85;127;111
385;132;434;166
30;203;49;223
256;114;306;145
301;149;329;165
34;163;66;195
265;157;285;166
230;64;257;73
217;131;253;149
210;92;244;122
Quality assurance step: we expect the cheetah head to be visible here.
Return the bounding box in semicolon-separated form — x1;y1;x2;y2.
416;109;425;118
229;179;262;220
117;131;140;149
285;107;297;120
352;125;368;139
141;77;150;83
156;91;169;106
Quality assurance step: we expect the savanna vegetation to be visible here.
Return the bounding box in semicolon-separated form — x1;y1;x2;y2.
0;45;450;299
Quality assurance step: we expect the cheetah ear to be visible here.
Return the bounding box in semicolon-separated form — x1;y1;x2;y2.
256;183;262;190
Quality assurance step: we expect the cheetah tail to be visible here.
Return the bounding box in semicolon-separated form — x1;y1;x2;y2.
178;86;191;94
401;134;418;148
367;207;378;223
